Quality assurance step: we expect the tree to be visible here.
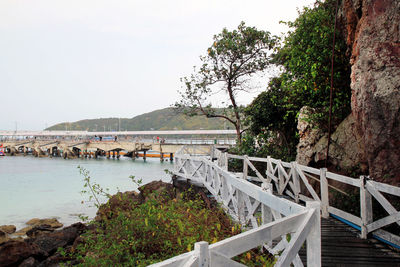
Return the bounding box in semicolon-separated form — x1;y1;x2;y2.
243;0;351;160
175;22;277;143
244;77;298;156
273;0;351;129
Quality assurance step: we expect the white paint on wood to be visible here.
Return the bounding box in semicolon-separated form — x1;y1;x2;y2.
326;171;360;187
373;229;400;247
210;251;246;267
320;168;329;218
328;206;362;226
275;209;315;267
366;181;400;228
366;212;400;233
195;241;210;267
360;176;373;238
306;201;321;267
295;163;321;202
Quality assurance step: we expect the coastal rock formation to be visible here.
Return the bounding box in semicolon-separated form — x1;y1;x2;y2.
0;226;16;235
313;114;368;173
26;218;63;229
342;0;400;184
296;110;367;174
0;223;86;266
14;218;63;238
0;230;10;245
296;107;324;165
27;223;86;255
0;241;44;267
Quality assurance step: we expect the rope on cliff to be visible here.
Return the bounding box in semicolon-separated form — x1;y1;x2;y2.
326;0;340;168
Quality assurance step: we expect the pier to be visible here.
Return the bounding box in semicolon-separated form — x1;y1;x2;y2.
0;130;235;160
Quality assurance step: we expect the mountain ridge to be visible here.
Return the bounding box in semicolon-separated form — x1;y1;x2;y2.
46;107;226;131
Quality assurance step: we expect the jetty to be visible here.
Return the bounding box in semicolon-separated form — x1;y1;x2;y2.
0;130;235;160
151;146;400;266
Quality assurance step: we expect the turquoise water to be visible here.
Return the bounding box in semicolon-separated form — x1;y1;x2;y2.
0;156;172;230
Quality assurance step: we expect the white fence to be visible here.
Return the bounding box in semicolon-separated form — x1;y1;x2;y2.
214;148;400;248
151;146;322;267
152;146;400;266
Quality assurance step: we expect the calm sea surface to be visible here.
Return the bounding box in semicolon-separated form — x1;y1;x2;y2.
0;156;172;230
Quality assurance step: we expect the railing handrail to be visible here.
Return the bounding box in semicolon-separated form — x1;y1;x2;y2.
154;146;322;266
218;148;400;249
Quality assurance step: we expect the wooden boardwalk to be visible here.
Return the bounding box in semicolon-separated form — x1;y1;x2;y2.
299;217;400;266
154;146;400;266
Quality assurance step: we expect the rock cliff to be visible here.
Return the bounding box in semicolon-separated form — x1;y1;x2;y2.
342;0;400;184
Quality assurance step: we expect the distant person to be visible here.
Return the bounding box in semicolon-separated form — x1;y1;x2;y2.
99;136;102;141
114;136;117;142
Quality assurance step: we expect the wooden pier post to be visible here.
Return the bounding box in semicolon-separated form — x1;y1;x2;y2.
143;151;146;161
160;152;164;162
170;153;173;162
117;150;120;159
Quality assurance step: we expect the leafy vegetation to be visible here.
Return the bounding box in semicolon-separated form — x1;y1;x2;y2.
66;168;276;266
273;0;351;129
239;0;351;160
46;107;225;131
176;22;277;143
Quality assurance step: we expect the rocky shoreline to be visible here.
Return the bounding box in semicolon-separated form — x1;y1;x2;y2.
0;179;210;266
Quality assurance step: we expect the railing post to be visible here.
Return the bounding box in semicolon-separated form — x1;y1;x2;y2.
306;201;321;267
237;161;246;224
320;168;329;218
194;241;210;267
261;183;273;223
278;160;284;195
223;152;228;171
360;175;373;239
243;155;248;180
262;182;273;248
291;162;300;203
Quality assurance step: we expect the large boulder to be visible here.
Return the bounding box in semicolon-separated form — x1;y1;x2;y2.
0;230;10;245
27;223;86;255
296;107;324;165
0;225;16;235
341;0;400;184
0;241;45;267
25;218;63;229
313;114;368;173
0;223;86;266
14;218;63;238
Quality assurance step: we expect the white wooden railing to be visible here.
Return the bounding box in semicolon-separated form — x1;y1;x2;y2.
213;147;400;248
152;146;400;266
151;146;322;267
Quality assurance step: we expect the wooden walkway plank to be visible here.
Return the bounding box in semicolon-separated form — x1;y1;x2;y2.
299;218;400;266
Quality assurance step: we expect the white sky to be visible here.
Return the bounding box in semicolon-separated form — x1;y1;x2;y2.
0;0;315;130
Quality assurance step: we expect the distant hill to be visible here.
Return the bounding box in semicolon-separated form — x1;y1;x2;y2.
46;107;226;131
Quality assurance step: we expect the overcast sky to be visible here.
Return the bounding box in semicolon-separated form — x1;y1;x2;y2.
0;0;315;131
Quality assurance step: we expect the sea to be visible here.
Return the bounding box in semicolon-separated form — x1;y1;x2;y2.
0;156;172;230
